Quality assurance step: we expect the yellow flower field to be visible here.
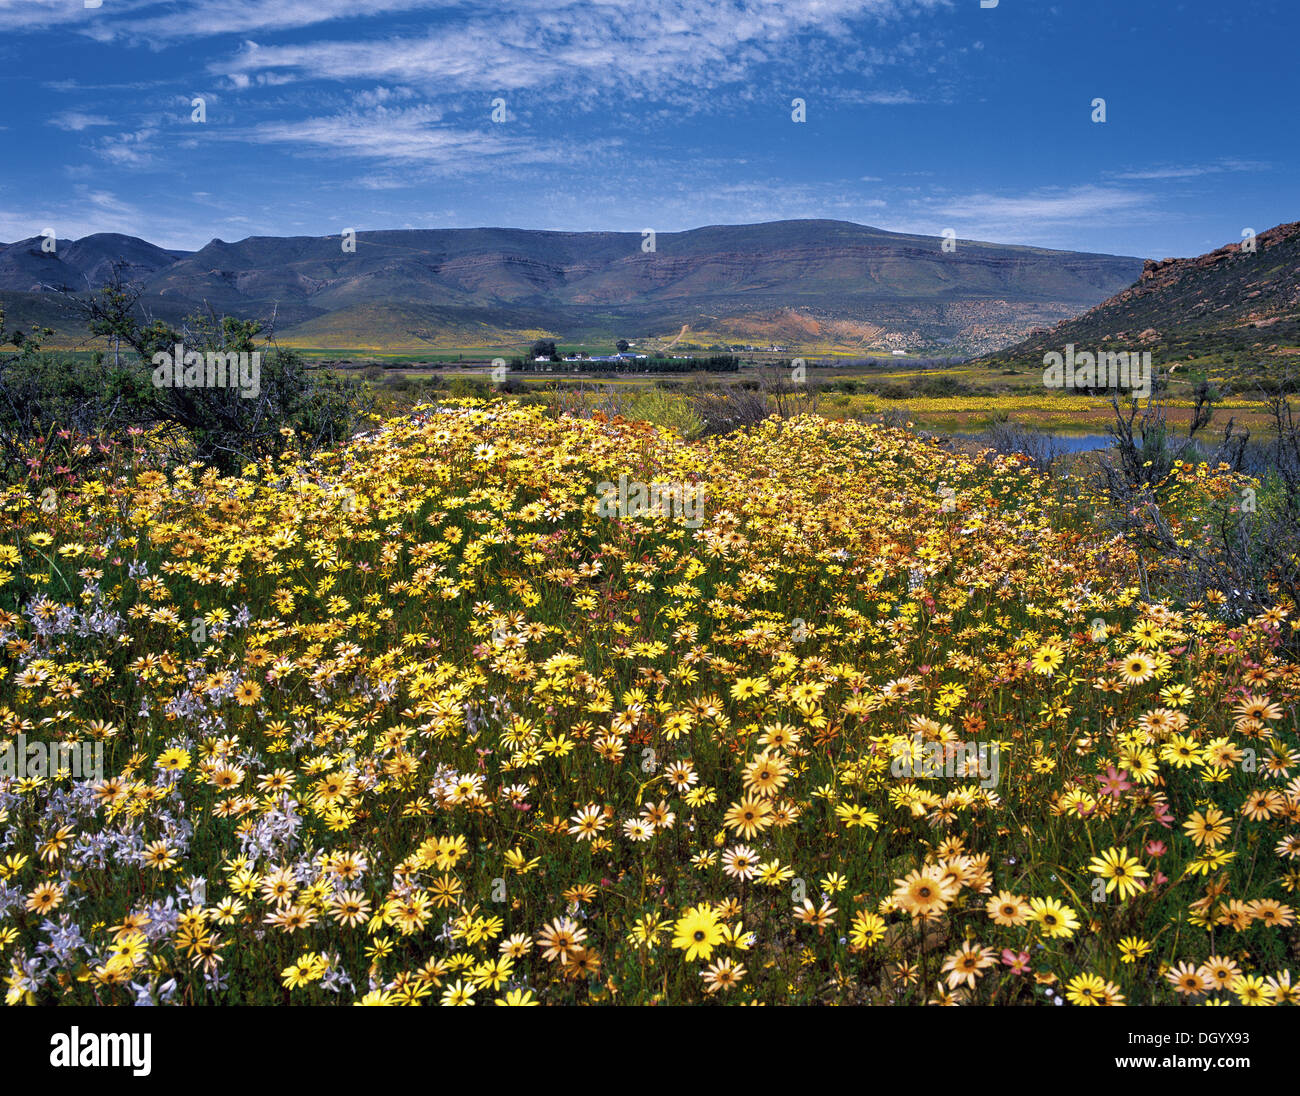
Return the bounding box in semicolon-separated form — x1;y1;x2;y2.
0;402;1296;1005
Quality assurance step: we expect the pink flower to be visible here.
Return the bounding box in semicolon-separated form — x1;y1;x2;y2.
1145;840;1167;858
1096;766;1132;798
1001;949;1030;975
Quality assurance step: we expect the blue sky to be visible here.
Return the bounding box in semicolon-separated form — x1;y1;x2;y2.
0;0;1294;258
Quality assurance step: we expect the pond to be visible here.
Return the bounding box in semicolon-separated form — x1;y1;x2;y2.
1044;434;1114;453
954;432;1114;453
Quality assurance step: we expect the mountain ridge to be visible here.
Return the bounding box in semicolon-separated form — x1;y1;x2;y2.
0;219;1145;355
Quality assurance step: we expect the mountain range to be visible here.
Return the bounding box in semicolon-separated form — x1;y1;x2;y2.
0;220;1147;355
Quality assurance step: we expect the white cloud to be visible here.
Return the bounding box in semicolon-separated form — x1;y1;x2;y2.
842;89;923;105
94;128;160;168
236;105;601;171
0;0;134;31
353;86;417;108
50;111;114;131
0;187;144;243
213;0;950;101
0;186;280;251
1111;159;1271;181
123;0;458;40
910;186;1153;247
1;0;950;55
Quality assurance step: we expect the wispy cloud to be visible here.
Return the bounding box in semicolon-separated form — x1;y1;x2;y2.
2;0;951;57
1110;159;1271;181
123;0;444;40
0;187;146;242
4;0;1288;260
94;128;161;168
0;0;426;39
910;186;1153;248
840;89;925;106
0;0;140;32
215;0;949;100
49;111;114;131
237;105;600;171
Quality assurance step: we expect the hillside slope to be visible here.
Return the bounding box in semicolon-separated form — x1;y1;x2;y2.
976;221;1300;381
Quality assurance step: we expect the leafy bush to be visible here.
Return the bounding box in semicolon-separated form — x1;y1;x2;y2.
0;298;372;476
627;388;705;439
0;350;156;478
447;376;491;399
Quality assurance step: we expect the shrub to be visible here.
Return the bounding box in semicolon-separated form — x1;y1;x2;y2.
626;388;705;439
0;350;156;477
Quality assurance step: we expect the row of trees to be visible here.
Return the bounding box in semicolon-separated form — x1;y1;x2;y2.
511;354;740;374
528;338;631;360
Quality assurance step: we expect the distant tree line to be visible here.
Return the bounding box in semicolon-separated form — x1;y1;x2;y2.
510;355;741;374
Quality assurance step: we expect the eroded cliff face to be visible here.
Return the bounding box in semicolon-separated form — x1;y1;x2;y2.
1139;222;1300;291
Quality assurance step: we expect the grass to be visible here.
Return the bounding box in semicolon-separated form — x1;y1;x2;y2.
364;361;1281;436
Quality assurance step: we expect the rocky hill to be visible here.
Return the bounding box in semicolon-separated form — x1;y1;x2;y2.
975;221;1300;382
